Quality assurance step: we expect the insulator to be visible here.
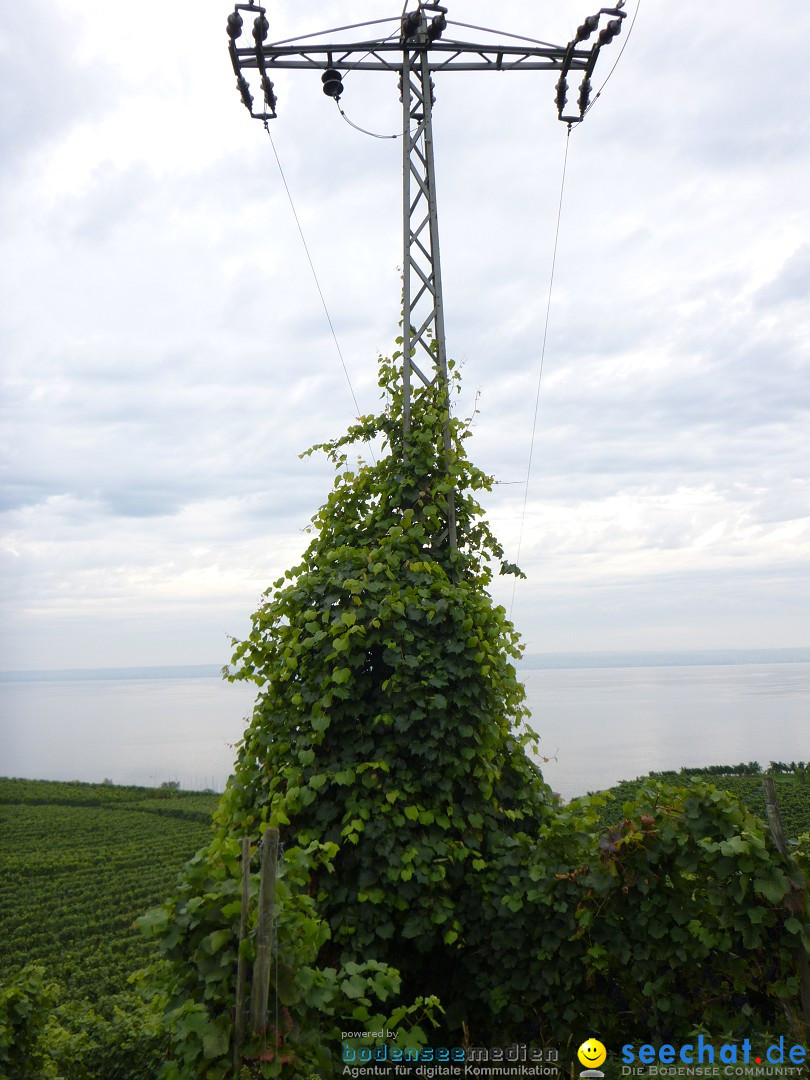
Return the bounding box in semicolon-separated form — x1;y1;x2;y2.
555;74;568;112
577;77;592;113
237;74;253;111
599;18;623;44
402;11;421;39
261;75;277;111
321;67;344;100
574;14;599;43
252;14;269;45
428;14;446;41
226;11;243;40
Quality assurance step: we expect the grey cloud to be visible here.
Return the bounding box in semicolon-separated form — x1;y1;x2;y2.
755;246;810;308
0;1;114;181
99;488;184;520
58;163;159;244
0;483;54;515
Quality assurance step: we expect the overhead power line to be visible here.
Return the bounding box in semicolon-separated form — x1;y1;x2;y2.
509;127;573;620
507;1;640;617
336;100;402;140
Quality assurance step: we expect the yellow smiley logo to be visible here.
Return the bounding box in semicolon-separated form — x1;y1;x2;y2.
577;1038;607;1069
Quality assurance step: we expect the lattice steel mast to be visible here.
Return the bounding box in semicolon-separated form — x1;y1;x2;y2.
227;2;627;550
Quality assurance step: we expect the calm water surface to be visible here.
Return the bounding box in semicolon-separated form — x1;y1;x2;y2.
524;662;809;797
0;676;256;793
1;658;807;798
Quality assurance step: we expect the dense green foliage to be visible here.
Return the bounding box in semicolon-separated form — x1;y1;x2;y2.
1;766;808;1077
138;350;810;1078
629;761;808;781
0;963;166;1080
599;773;810;845
138;834;439;1079
653;761;766;777
219;351;549;1001
767;761;809;777
534;785;808;1041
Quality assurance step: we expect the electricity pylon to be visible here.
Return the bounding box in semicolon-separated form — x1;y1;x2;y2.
227;2;627;550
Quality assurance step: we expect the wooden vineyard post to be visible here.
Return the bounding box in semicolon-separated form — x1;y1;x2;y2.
763;776;810;1035
233;836;251;1076
250;826;280;1037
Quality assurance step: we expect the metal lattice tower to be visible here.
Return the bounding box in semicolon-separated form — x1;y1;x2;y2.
227;2;627;549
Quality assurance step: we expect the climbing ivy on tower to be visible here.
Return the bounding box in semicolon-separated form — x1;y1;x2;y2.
217;343;552;1021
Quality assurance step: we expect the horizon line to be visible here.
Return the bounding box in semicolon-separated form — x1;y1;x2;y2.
2;646;809;681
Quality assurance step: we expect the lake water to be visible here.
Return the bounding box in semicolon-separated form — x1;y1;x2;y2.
522;658;809;797
0;652;807;799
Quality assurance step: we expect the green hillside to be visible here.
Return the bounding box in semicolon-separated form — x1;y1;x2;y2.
1;771;807;1078
2;773;807;1002
0;779;217;997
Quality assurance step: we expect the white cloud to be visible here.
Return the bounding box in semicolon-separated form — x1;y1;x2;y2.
1;0;809;668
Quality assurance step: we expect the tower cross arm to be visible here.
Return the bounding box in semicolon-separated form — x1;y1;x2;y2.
232;39;593;75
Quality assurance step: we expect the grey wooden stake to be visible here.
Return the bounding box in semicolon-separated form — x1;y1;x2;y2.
233;836;251;1076
250;826;280;1036
763;776;810;1035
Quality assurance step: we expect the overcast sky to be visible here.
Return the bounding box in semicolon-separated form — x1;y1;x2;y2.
1;0;808;671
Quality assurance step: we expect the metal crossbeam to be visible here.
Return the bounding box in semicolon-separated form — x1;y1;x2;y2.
232;40;590;73
227;2;627;551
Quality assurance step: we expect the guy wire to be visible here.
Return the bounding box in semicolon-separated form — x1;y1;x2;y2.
270;17;401;49
263;124;366;427
509;125;572;621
